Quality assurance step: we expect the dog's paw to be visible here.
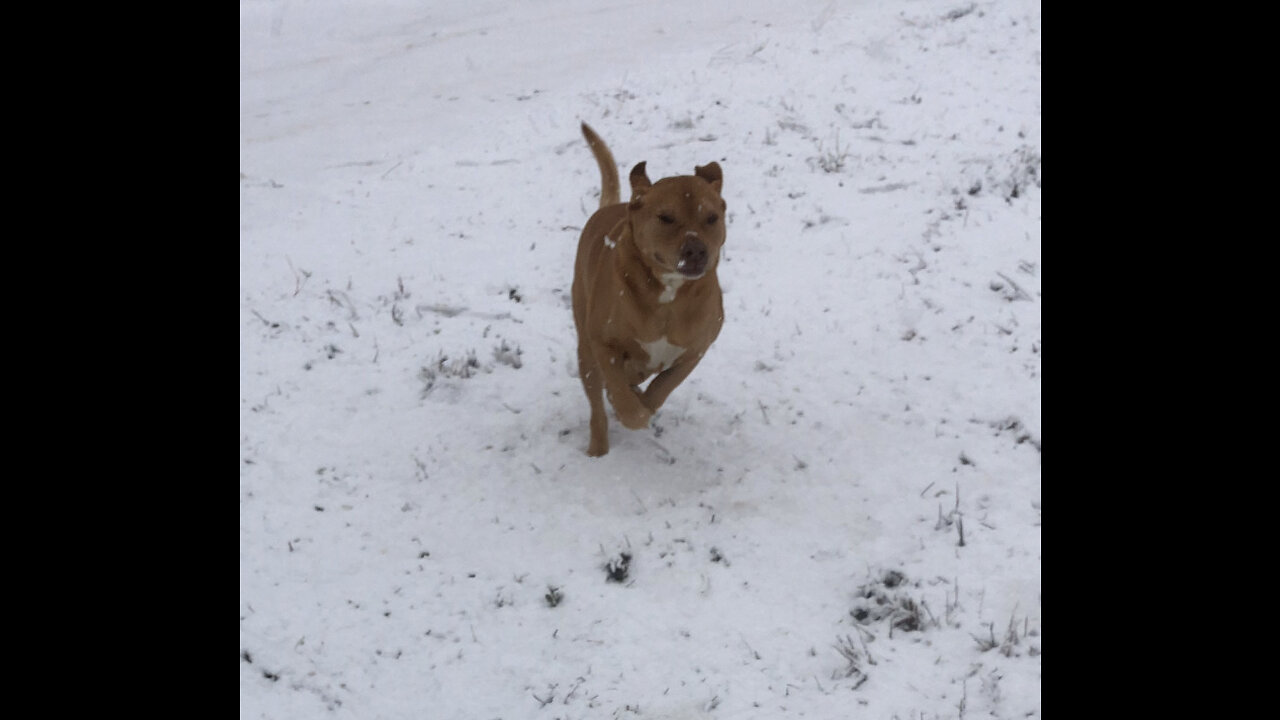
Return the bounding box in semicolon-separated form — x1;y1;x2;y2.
587;431;610;457
617;404;653;430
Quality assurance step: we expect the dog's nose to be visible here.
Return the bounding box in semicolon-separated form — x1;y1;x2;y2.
680;239;707;264
676;237;708;275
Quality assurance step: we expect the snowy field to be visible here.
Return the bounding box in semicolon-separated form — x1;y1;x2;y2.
239;0;1041;717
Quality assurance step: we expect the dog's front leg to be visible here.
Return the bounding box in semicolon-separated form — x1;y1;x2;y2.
641;354;703;413
577;343;612;457
593;342;654;429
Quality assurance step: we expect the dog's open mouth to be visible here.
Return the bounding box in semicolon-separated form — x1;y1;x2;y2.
675;257;707;278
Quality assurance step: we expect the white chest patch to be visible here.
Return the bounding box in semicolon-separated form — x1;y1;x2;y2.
641;336;685;373
659;273;686;303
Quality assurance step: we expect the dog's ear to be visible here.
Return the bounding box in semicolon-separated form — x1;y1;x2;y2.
695;162;723;194
629;161;652;204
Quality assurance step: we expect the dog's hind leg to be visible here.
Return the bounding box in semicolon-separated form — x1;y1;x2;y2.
578;345;610;456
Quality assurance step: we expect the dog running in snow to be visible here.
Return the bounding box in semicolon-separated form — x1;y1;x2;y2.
571;123;727;456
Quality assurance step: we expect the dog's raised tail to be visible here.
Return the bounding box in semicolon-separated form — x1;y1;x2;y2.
581;123;620;208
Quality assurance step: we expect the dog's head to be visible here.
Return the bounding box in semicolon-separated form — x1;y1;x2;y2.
625;161;726;280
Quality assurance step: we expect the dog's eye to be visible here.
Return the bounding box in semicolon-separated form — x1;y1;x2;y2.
657;213;675;224
707;213;719;225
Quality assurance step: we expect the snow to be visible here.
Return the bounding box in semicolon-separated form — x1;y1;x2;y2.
240;0;1041;717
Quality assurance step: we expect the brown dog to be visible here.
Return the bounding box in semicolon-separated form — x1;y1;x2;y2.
572;123;726;456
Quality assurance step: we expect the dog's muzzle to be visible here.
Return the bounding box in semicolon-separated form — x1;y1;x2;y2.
675;237;709;277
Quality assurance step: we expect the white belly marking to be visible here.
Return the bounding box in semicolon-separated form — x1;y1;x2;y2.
641;336;684;372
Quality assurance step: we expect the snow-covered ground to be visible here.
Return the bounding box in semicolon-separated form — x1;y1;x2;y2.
240;1;1041;717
